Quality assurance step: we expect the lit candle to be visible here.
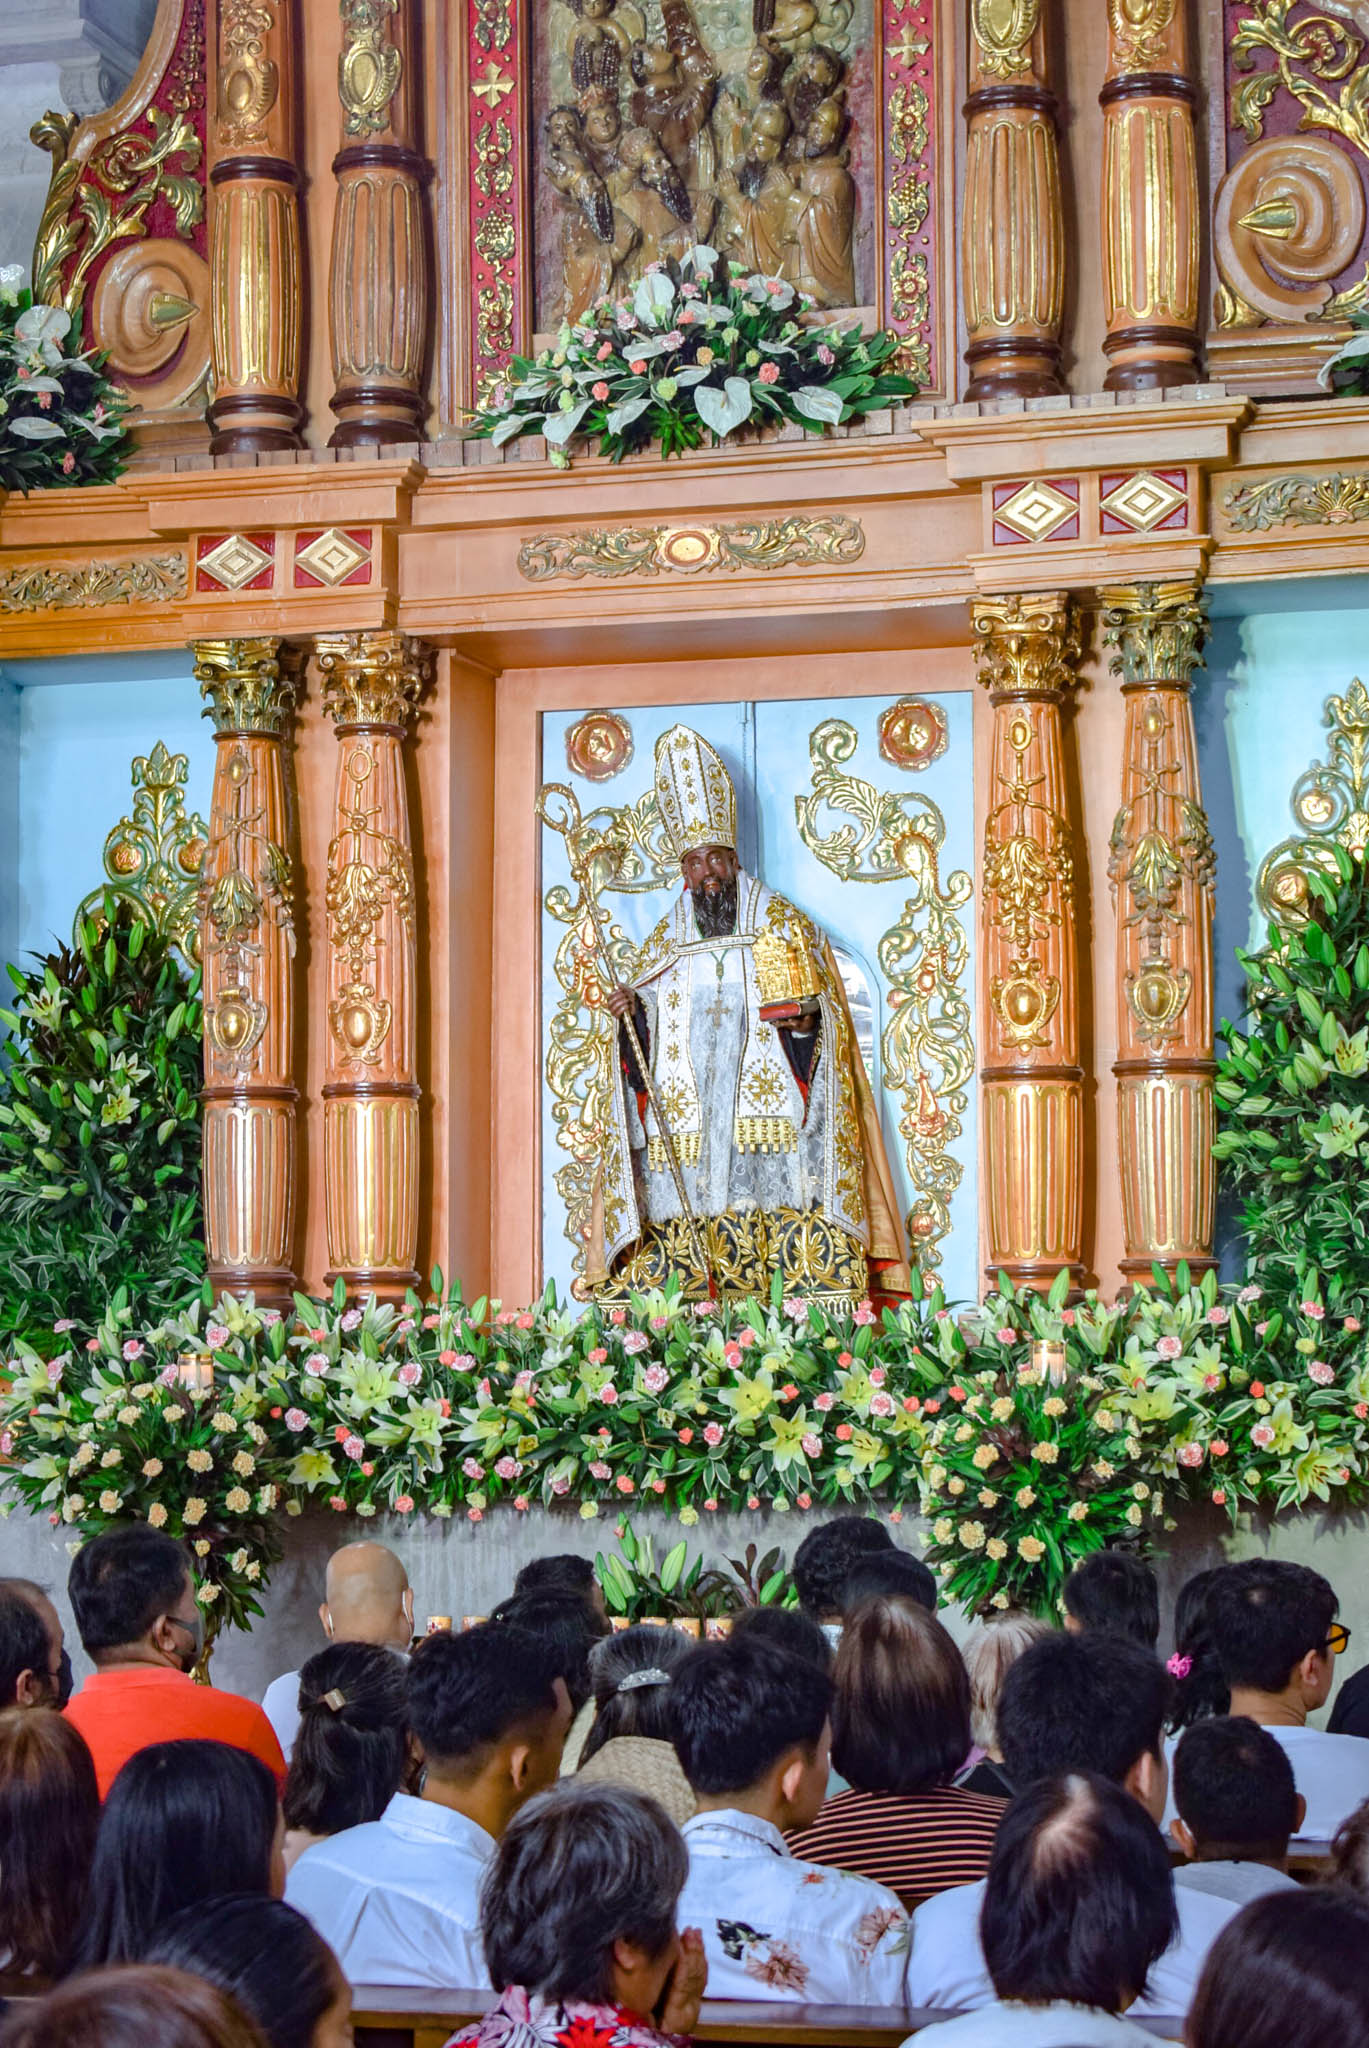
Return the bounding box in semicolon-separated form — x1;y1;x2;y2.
426;1615;453;1634
1032;1339;1068;1387
175;1354;214;1397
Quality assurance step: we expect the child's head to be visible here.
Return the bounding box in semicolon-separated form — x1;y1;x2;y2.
1172;1715;1302;1866
670;1636;832;1830
1062;1550;1159;1650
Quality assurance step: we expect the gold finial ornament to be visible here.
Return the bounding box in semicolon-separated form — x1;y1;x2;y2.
75;743;210;967
652;725;738;860
339;0;403;136
1258;679;1369;924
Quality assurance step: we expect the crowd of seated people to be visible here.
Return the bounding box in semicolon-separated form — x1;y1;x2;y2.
1;1520;1369;2047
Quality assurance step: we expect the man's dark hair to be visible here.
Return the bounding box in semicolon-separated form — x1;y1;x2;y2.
792;1517;892;1621
728;1603;833;1673
486;1590;605;1713
67;1527;190;1659
406;1622;561;1775
1209;1560;1338;1695
0;1584;52;1706
1188;1889;1369;2048
147;1897;341;2048
1062;1549;1159;1649
997;1631;1172;1788
843;1548;937;1615
1173;1715;1299;1862
671;1636;831;1796
514;1554;597;1600
981;1772;1177;2012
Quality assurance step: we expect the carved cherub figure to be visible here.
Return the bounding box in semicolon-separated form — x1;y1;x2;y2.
628;0;718;194
752;0;819;52
559;0;647;71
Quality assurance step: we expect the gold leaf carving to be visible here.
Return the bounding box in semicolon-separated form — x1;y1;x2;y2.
75;742;209;968
217;0;280;151
31;106;204;319
1107;0;1176;69
971;0;1040;76
517;514;865;580
1257;676;1369;923
0;555;187;612
339;0;403;138
795;717;973;1270
1224;472;1369;531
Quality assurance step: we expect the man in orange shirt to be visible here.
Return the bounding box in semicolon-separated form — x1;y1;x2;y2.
64;1525;285;1798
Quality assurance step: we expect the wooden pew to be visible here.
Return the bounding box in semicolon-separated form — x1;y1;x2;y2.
351;1989;1187;2048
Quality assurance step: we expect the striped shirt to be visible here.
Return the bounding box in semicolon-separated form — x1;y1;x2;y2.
786;1784;1004;1910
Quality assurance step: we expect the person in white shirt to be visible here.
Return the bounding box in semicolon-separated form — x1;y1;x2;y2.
907;1632;1238;2021
1169;1715;1303;1908
1207;1558;1369;1844
286;1619;571;1989
672;1633;910;2006
262;1541;414;1763
908;1772;1178;2048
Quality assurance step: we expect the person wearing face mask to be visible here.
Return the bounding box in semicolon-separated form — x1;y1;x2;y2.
63;1527;285;1798
0;1580;70;1710
261;1541;414;1764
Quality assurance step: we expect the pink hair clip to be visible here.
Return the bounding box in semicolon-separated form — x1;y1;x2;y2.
1166;1653;1192;1680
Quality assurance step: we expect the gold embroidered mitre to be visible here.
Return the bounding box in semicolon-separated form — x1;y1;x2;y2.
654;725;737;859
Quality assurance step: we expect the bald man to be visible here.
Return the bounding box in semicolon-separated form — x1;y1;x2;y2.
262;1541;414;1762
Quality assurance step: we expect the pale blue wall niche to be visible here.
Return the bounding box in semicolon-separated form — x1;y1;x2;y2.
1;651;211;969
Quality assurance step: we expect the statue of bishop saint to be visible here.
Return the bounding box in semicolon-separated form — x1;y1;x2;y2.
587;725;911;1306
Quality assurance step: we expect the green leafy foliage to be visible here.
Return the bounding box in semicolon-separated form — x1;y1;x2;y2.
0;898;203;1345
1319;307;1369;396
1213;849;1369;1306
0;272;130;493
471;244;916;468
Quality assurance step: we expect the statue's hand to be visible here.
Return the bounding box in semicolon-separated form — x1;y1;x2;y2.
606;986;637;1019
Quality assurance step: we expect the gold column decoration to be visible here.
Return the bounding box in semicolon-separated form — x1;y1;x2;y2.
75;741;209;967
972;592;1083;1287
314;629;432;1296
329;0;431;445
193;637;302;1305
1101;582;1214;1279
1099;0;1201;390
1257;678;1369;924
207;0;305;453
961;0;1065;401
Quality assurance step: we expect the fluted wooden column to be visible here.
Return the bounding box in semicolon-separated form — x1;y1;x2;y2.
1100;0;1201;389
329;0;431;445
972;593;1083;1288
194;638;302;1305
313;630;431;1296
207;0;305;452
1101;582;1215;1280
962;0;1064;400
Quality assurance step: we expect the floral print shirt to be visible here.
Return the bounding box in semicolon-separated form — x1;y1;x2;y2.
678;1809;910;2006
444;1986;690;2048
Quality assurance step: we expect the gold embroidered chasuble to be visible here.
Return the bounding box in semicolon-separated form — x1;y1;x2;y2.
586;872;910;1301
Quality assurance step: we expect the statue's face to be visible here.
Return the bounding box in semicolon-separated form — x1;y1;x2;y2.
641;41;676;84
746;43;772;85
582;0;613;19
584;99;620;144
681;843;739;893
547;110;581;153
806;101;841;153
751;107;788;162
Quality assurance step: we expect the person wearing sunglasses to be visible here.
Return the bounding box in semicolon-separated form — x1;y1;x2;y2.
1207;1560;1369;1845
64;1527;285;1799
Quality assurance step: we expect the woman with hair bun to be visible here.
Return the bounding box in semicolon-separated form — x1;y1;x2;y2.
575;1624;694;1825
281;1641;410;1871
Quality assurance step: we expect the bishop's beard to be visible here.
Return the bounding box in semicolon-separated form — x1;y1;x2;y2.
691;878;739;937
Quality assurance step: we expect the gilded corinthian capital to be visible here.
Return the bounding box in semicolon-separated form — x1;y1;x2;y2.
971;593;1082;701
315;629;432;729
1099;580;1208;686
194;637;303;735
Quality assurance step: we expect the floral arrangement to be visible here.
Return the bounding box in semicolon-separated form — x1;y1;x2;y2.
0;902;204;1348
0;269;129;493
4;1265;1368;1636
471;244;916;468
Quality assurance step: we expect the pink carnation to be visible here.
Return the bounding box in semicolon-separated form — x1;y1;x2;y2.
868;1366;886;1387
1301;1301;1326;1321
996;1327;1016;1346
398;1362;422;1386
46;1360;63;1386
705;1497;718;1511
1061;1309;1076;1326
643;1364;669;1394
343;1434;365;1461
869;1391;895;1419
802;1433;822;1457
329;1496;347;1512
550;1475;570;1496
589;1460;611;1479
53;1319;76;1333
1155;1335;1183;1359
588;1347;608;1365
1177;1442;1205;1467
796;1490;813;1509
736;1327;757;1349
341;1308;363;1331
1345;1316;1362;1332
703;1422;724;1447
462;1457;485;1479
61;451;75;474
610;1308;627;1325
630;358;647;375
123;1340;144;1362
1309;1360;1335;1385
854;1304;877;1327
1251;1423;1276;1448
284;1408;308;1433
468;1506;484;1523
513;1495;530;1512
439;1350;458;1367
758;361;780;384
616;1474;635;1493
678;1426;693;1444
814;1391;835;1412
622;1331;649;1355
494;1456;522;1480
596;341;613;360
304;1352;329;1377
1207;1306;1230;1327
423;1313;440;1329
1237;1286;1261;1305
600;1383;619;1405
394;1495;414;1514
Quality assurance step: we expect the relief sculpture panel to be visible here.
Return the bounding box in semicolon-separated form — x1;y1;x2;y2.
533;0;875;326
